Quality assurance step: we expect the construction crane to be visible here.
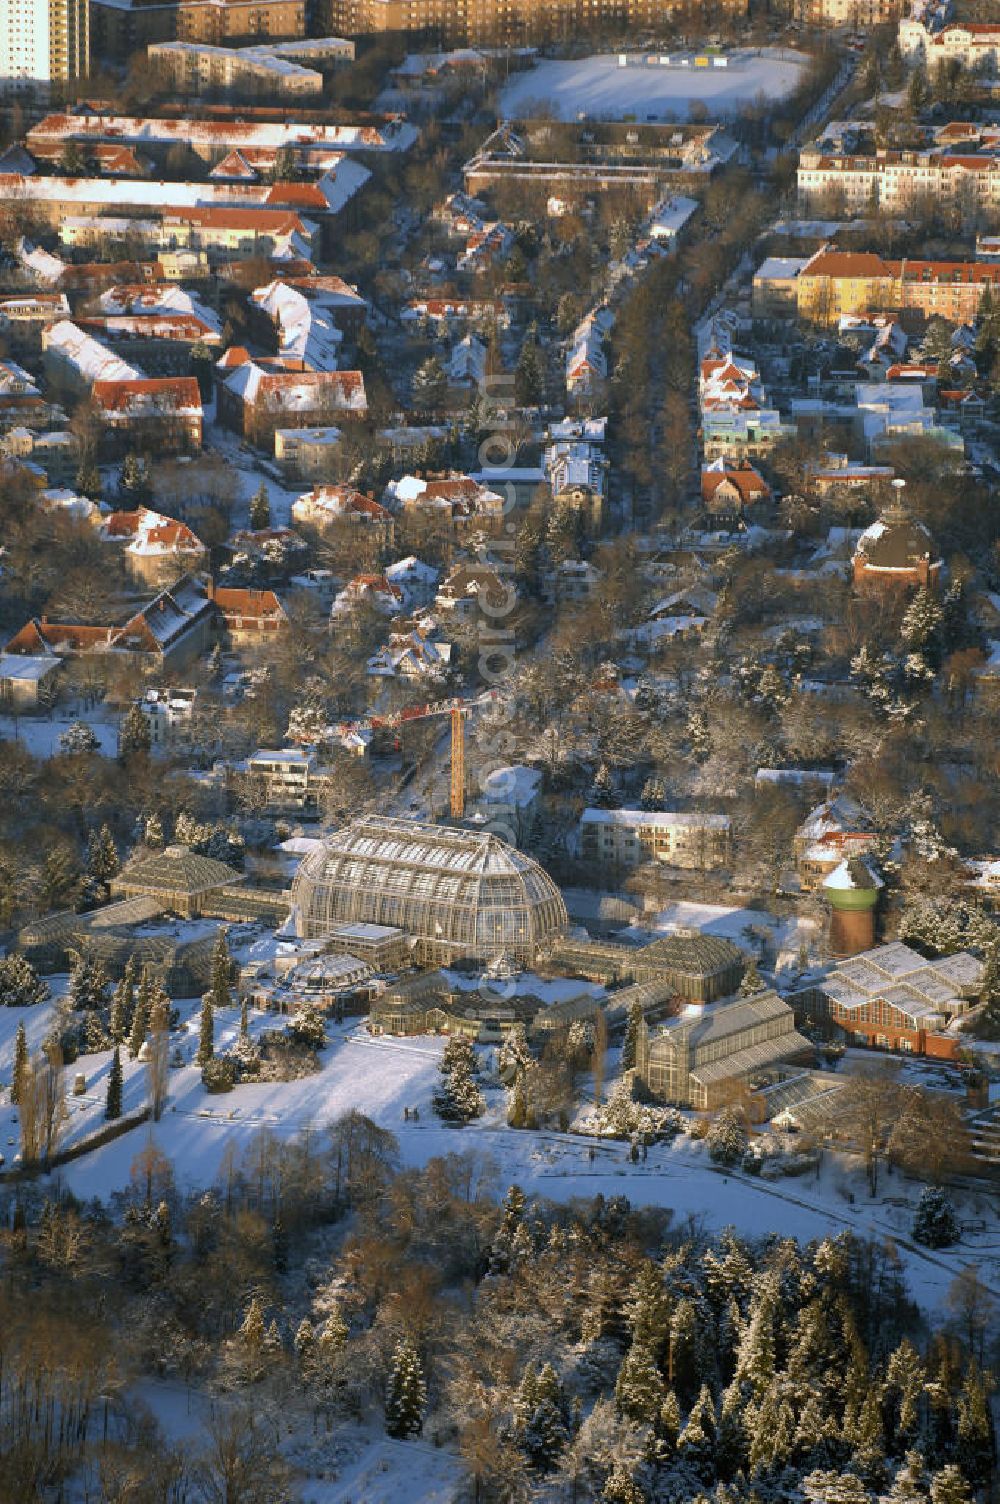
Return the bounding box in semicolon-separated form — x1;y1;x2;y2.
310;692;497;821
450;704;465;820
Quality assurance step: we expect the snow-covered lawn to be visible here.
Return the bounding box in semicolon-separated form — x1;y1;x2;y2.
0;704;120;760
2;987;992;1316
299;1438;464;1504
640;899;819;971
500;49;809;123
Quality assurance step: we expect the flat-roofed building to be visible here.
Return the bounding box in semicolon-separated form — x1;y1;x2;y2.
581;807;731;871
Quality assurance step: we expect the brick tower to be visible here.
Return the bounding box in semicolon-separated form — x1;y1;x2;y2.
823;856;882;958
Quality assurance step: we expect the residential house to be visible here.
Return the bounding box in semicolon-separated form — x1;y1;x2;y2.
206;581;289;646
385;556;440;609
385;473;505;532
245;748;323;812
330;574;403;617
91;378;203;455
42;319;142;395
138;685;198;746
545;437;608;534
100;507;208;587
291;484;392;540
5;578;215;673
367;623;453;682
543;559;603;604
700;460;771;526
216;354;366;449
0;653;63;711
794;795;876;890
434;561;511;620
274;425;342;478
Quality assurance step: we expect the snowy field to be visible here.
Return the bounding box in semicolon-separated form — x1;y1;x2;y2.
500;49;809;123
0;703;120;760
0;1007;977;1316
640;899;820;972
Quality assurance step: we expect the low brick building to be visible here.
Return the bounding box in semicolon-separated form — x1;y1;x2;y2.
796;942;983;1059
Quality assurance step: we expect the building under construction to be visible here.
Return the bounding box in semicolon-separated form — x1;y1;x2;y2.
290;814;568;967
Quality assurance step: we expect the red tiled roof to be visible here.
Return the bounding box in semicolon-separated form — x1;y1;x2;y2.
701;466;770;506
209;585;286;619
92;376;202;415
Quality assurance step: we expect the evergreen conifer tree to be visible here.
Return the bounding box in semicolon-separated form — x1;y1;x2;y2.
678;1383;716;1483
706;1107;749;1166
515;333;544;408
929;1466;971;1504
912;1188;959;1248
210;928;232;1010
84;1008;110;1053
660;1388;681;1457
883;1451;930;1504
249;482;271;531
615;1340;665;1425
621;998;644;1072
109;955;137;1044
601;1462;646;1504
432;1035;484;1122
106;1046;123;1120
119;702;152;761
144;811;165;848
738;956;766;996
238;1294;266;1383
130;969;152;1058
522;1361;568;1469
198;996;215;1068
589;762;616;808
954;1366;993;1490
11;1020;27;1105
639;776;666;811
68;949;111;1013
0;955;47;1009
385;1338;426;1438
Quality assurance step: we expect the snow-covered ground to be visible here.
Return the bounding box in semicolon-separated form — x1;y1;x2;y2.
500;49;809;123
0;702;120;759
2;972;994;1318
637;899;820;971
204;424;302;530
0;1010;976;1315
300;1438;464;1504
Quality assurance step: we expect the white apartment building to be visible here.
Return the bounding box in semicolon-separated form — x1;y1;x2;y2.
798;147;1000;216
139;687;198;747
899;18;1000;73
0;0;88;91
580;808;732;871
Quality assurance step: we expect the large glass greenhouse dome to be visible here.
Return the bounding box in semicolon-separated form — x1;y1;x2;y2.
290;815;568;967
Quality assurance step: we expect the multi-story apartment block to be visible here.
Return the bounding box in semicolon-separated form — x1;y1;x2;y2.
798;142;1000;218
148;40;323;97
0;0;88;91
793;248;1000;327
796;0;902;21
898;17;1000;74
178;0;305;44
324;0;746;45
581;808;732;872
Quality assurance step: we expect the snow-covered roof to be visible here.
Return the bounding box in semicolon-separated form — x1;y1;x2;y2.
582;808;730;830
43;320;143;384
